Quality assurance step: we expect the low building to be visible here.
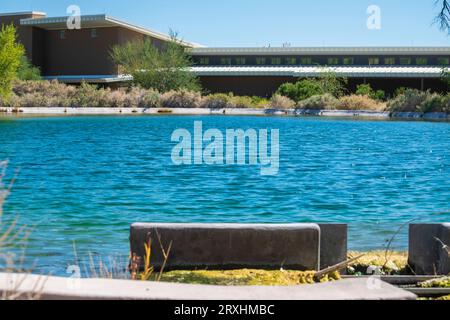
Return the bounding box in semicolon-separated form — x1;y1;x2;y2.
0;11;199;84
190;47;450;96
1;11;449;96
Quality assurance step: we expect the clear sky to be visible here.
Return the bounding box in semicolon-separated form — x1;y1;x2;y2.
1;0;449;47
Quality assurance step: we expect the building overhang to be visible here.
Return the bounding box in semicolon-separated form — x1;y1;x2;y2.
190;66;446;78
190;47;450;56
43;74;133;84
20;14;202;48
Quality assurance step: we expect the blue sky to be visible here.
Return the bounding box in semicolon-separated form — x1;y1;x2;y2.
1;0;449;47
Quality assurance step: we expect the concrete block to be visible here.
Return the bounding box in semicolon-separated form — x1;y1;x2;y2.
318;224;348;270
409;223;450;275
130;223;321;271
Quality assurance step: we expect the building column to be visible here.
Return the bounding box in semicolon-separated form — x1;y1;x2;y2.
421;78;424;91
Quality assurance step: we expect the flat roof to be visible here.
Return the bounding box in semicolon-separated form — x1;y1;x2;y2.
0;11;46;17
190;66;445;78
190;47;450;56
20;14;202;48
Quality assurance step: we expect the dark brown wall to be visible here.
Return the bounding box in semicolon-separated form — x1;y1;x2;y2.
199;76;448;97
199;76;296;97
43;26;170;76
43;27;120;76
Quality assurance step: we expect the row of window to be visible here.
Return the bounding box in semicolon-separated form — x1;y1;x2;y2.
197;56;450;66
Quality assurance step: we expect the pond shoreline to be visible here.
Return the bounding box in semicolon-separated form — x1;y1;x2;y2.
0;107;449;121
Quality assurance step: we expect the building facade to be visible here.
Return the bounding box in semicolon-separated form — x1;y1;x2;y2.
1;11;449;96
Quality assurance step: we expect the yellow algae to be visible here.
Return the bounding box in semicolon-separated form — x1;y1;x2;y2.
158;269;340;286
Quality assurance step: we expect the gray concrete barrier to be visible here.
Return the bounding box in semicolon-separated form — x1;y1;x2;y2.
130;223;321;271
409;223;450;275
318;224;348;270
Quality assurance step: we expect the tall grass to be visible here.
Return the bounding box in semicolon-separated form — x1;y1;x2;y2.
0;161;45;300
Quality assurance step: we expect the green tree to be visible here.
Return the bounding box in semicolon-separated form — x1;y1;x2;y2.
17;55;41;80
317;70;348;98
110;32;199;92
355;83;385;101
0;24;24;99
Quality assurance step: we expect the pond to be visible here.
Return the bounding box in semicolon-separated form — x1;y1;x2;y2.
0;115;449;275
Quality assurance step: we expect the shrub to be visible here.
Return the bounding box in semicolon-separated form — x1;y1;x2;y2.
201;93;232;109
276;80;324;102
336;95;386;111
250;96;269;108
142;89;162;108
161;90;202;108
297;94;338;110
11;80;75;108
355;84;372;96
420;93;450;113
72;82;108;108
355;84;385;101
17;56;41;81
268;94;296;109
387;89;431;112
228;95;249;108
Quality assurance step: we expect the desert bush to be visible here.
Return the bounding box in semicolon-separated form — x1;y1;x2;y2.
142;89;162;108
11;80;75;108
355;84;385;101
387;89;432;112
229;95;256;108
71;82;109;108
297;94;339;110
201;93;232;109
276;80;324;102
336;95;386;111
161;90;202;108
268;94;296;109
420;94;443;113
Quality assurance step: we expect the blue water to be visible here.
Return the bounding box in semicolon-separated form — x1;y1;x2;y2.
0;115;449;276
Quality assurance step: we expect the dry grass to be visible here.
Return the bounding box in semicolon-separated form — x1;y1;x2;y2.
0;160;44;300
336;95;387;111
348;251;409;275
159;269;341;286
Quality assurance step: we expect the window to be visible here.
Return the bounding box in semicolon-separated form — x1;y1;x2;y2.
60;30;66;40
220;57;232;65
368;57;380;65
384;57;396;65
91;28;98;38
327;57;339;65
400;57;412;65
343;57;354;65
416;57;428;65
271;57;282;65
199;57;210;65
437;57;450;65
300;57;312;65
235;57;246;65
285;57;297;65
256;57;266;65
